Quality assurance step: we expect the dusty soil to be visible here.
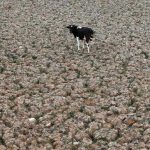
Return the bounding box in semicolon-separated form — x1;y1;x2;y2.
0;0;150;150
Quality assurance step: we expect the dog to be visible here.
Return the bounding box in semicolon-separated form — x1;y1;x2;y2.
66;25;95;53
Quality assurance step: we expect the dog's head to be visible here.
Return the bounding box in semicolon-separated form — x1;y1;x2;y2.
66;25;77;33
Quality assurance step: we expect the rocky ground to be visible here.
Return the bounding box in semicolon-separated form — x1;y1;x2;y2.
0;0;150;150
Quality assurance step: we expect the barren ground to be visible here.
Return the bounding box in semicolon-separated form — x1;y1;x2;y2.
0;0;150;150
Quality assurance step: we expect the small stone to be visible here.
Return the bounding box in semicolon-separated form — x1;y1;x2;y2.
143;135;149;143
89;122;99;132
83;137;92;145
103;123;112;129
78;121;84;129
29;118;36;123
0;145;6;150
110;106;121;114
143;128;150;135
84;99;96;106
73;141;79;145
94;128;109;140
108;141;117;147
95;112;106;123
110;117;122;126
45;144;53;150
125;118;137;126
107;129;118;141
138;142;146;148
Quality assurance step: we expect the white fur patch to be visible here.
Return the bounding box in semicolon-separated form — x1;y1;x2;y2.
77;26;82;29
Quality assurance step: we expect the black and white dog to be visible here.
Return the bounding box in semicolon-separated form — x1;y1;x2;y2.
66;25;95;53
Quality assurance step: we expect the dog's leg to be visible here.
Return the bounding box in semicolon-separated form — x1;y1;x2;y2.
85;37;91;53
86;42;90;53
76;37;80;50
83;36;86;49
83;40;85;49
